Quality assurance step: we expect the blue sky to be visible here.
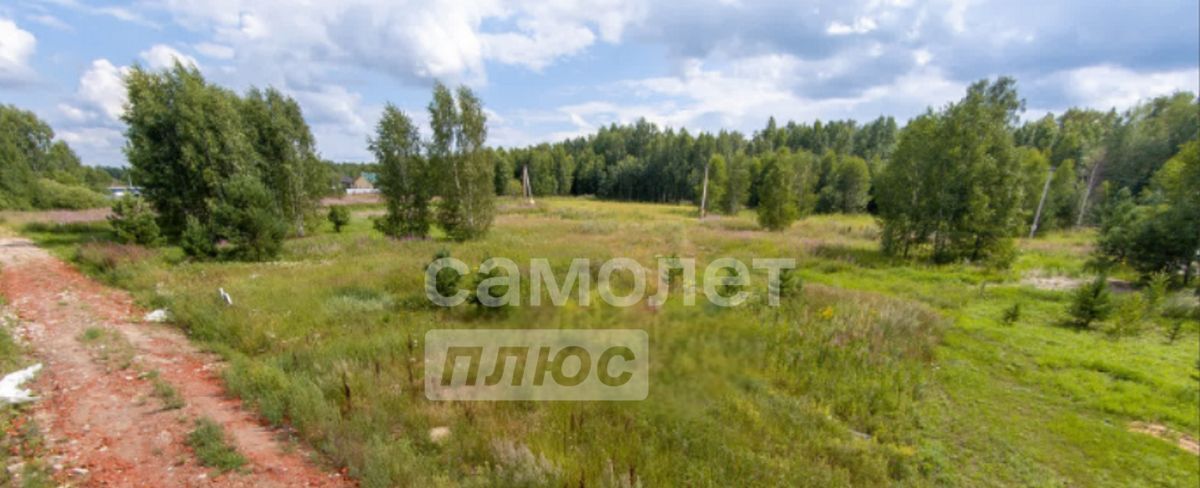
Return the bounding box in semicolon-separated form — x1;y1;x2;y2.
1;0;1196;166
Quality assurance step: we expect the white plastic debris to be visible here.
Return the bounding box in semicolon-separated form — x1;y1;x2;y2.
144;309;170;323
218;287;233;306
0;363;42;404
429;426;451;444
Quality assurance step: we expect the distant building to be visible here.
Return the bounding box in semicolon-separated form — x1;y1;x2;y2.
347;174;379;195
108;186;141;198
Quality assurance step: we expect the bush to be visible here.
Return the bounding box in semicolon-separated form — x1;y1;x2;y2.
1002;302;1021;325
327;205;350;232
108;195;161;245
211;176;288;261
32;178;108;209
426;249;461;304
1106;294;1145;338
1067;275;1113;330
181;215;217;259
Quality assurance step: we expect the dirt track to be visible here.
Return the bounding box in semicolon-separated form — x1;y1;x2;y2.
0;237;349;487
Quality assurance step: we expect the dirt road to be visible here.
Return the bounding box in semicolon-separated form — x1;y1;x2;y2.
0;237;349;487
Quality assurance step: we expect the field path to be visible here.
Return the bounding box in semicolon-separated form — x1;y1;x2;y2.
0;237;349;487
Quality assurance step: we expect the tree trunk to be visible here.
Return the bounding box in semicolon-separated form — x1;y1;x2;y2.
521;164;534;206
1076;153;1104;228
1029;166;1054;238
698;162;710;219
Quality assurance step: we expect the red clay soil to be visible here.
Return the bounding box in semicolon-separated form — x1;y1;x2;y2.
0;237;351;487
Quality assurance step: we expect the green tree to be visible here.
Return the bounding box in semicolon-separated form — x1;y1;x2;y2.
1067;275;1113;330
719;153;751;215
327;205;350;233
124;63;256;237
371;104;430;238
109;195;162;246
756;154;798;231
429;84;495;241
697;154;727;218
875;78;1024;262
211;175;288;261
240;87;327;237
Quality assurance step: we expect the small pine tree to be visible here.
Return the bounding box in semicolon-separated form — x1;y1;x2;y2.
1002;302;1022;325
426;250;461;303
108;195;161;246
1067;275;1113;330
327;205;350;233
180;215;216;259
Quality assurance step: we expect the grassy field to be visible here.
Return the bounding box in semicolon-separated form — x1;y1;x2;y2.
14;197;1200;487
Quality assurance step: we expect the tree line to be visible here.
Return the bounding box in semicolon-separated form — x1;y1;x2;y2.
0;105;115;210
7;62;1194;279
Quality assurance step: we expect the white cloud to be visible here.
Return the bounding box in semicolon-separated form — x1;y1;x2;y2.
827;17;878;35
57;103;89;122
194;42;235;60
139;44;201;70
41;0;160;29
27;14;71;31
57;127;125;165
1058;64;1199;111
532;56;968;147
0;17;37;84
157;0;646;84
77;59;130;122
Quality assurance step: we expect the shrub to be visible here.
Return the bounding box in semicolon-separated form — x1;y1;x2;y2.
108;195;161;245
1106;294;1145;338
327;205;351;232
211;176;288;261
31;178;108;209
1067;275;1113;330
1002;302;1021;325
426;250;461;304
180;215;216;259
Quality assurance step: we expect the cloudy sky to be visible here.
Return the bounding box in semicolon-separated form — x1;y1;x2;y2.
1;0;1196;166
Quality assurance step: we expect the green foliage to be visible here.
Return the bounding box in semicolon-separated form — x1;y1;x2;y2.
1067;275;1113;330
719;154;752;214
186;418;247;473
876;77;1024;263
240;87;328;237
1106;294;1146;338
124;63;255;237
30;178;108;209
1096;139;1200;282
327;205;351;233
371;104;430;238
755;152;798;231
817;152;871;213
1002;302;1022;325
0;105;113;210
108;195;162;246
180;215;217;259
211;175;288;261
426;250;461;302
431;84;496;241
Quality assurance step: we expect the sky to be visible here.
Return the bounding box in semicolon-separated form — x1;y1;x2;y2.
0;0;1197;166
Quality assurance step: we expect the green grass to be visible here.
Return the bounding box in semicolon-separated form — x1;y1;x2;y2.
149;372;186;410
13;196;1200;487
187;418;247;473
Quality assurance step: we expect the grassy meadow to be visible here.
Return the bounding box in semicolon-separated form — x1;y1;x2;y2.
13;197;1200;487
